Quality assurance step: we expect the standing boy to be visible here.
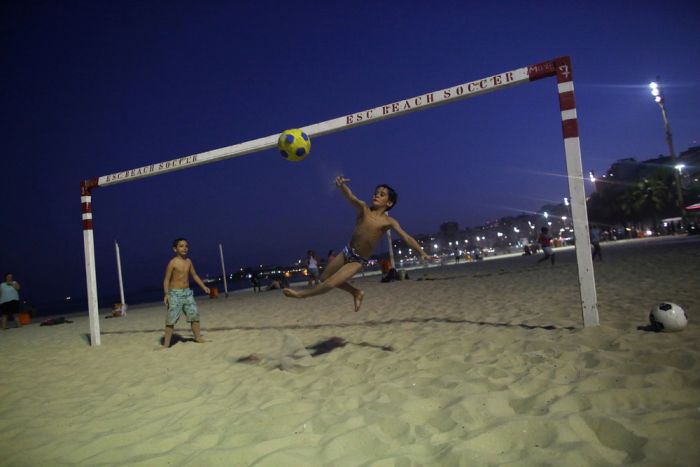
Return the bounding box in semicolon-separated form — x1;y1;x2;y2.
284;176;430;311
162;238;210;347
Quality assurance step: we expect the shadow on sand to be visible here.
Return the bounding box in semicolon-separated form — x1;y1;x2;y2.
235;336;394;366
100;316;577;337
159;333;198;347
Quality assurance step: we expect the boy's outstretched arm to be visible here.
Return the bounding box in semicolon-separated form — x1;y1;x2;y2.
335;176;366;212
189;261;211;294
389;219;431;260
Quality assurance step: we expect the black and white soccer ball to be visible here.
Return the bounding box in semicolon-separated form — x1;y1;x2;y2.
649;302;688;332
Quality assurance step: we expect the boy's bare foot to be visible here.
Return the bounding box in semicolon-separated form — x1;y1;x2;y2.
353;290;364;312
194;337;205;343
283;288;302;298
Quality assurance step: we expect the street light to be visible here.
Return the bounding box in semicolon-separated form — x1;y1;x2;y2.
564;197;572;225
649;78;685;215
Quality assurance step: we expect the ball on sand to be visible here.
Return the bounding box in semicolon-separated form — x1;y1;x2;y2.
278;129;311;162
649;302;688;332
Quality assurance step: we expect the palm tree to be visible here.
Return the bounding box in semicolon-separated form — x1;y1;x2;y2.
621;169;675;228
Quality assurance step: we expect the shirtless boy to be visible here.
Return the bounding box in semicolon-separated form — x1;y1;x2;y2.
283;176;430;311
162;238;210;347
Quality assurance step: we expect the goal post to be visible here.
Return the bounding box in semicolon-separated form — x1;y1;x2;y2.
81;56;598;346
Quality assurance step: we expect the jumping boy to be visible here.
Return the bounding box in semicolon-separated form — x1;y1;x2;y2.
162;238;210;347
283;176;430;311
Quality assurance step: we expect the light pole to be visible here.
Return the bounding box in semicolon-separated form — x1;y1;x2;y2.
649;78;685;216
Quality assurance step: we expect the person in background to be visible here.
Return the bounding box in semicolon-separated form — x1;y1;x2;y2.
306;250;320;287
590;224;603;261
1;273;22;329
536;227;555;265
250;271;262;293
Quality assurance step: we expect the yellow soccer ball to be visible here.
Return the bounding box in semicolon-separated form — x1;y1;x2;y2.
278;128;311;162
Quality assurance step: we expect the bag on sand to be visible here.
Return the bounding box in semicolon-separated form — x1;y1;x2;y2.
40;317;73;326
381;268;402;283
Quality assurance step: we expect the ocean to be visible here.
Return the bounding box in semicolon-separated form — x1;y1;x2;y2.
26;267;384;319
27;274;300;319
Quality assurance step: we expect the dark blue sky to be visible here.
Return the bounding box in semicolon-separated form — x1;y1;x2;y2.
2;1;699;308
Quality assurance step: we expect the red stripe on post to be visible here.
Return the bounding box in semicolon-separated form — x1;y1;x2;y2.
80;179;97;231
558;91;576;111
527;60;557;81
80;178;99;196
562;119;579;138
554;56;574;84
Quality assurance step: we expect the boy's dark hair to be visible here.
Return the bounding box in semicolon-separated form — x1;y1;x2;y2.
376;184;398;210
541;227;549;234
172;237;188;248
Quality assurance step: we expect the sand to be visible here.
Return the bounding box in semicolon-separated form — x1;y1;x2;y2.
1;235;699;466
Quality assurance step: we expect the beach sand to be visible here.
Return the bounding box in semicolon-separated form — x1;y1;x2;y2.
1;236;699;466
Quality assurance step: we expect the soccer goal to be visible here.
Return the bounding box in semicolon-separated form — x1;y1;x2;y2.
81;56;598;346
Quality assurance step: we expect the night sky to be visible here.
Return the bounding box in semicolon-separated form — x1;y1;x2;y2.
2;1;699;310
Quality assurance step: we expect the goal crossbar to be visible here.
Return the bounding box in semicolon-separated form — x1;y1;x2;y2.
84;59;557;189
81;56;598;346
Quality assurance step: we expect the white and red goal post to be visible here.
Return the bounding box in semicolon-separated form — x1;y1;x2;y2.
81;56;598;346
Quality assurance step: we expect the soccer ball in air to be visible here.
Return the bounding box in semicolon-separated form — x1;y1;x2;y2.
278;128;311;162
649;302;688;332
